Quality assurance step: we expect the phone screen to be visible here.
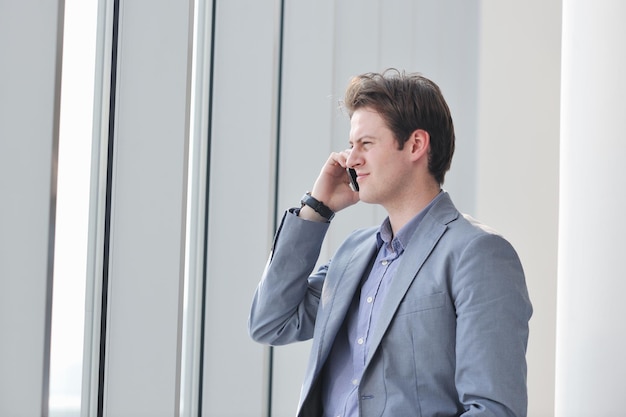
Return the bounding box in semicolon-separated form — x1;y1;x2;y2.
347;168;359;192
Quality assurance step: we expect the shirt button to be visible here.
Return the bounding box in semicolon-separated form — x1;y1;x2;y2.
366;296;373;303
381;260;388;266
357;337;364;345
352;378;359;385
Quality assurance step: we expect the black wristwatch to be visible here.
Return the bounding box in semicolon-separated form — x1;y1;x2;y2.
300;192;335;221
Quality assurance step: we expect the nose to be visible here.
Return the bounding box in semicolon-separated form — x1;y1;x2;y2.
346;149;361;169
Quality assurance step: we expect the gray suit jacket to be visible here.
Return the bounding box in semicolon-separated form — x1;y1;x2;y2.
249;192;532;417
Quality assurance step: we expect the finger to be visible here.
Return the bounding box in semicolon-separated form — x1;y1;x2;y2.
332;151;352;168
325;152;344;169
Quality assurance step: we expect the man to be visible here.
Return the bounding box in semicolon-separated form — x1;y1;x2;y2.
248;69;532;417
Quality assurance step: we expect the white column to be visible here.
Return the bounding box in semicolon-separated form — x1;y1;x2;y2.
556;1;626;416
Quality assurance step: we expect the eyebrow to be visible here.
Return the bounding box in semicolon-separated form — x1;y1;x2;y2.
349;135;374;146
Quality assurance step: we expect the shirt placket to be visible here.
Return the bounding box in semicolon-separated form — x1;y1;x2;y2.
351;243;397;384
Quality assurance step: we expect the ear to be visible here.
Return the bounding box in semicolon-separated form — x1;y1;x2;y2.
406;129;430;162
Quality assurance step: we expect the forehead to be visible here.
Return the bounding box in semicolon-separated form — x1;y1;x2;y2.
349;108;390;141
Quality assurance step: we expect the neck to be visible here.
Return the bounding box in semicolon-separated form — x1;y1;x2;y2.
385;183;441;234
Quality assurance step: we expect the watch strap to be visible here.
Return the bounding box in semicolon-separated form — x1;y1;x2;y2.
300;192;335;221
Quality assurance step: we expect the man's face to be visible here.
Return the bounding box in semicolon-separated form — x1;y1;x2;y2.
347;108;414;208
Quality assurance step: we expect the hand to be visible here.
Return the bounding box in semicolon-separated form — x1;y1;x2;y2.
308;150;360;213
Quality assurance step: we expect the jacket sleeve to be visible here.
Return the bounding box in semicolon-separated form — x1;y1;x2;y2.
248;209;331;346
453;232;533;417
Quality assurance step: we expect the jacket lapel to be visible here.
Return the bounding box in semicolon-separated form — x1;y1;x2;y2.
365;194;459;365
319;236;377;362
310;233;378;375
300;233;378;405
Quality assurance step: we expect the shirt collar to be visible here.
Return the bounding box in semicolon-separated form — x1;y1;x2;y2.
376;190;444;253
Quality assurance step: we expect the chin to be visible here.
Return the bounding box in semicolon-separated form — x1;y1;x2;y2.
356;191;376;205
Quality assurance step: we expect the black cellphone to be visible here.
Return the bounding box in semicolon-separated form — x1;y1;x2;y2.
347;168;359;192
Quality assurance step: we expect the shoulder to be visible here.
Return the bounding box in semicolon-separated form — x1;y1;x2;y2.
424;194;519;263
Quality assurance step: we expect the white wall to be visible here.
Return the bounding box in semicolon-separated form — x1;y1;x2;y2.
477;2;562;416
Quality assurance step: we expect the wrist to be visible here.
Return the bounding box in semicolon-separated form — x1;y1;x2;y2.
298;205;328;223
300;192;335;221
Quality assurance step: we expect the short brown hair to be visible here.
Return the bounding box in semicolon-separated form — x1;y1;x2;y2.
343;69;455;184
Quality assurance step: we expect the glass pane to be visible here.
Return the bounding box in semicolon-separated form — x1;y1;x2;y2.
49;1;98;416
